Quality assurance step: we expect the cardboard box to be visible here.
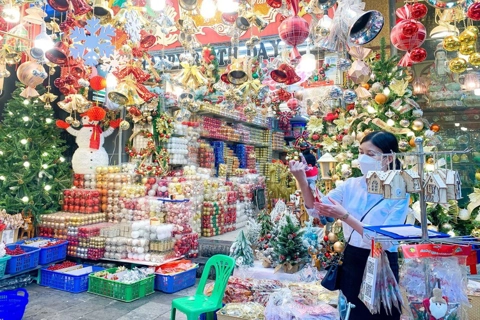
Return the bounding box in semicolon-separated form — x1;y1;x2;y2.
468;295;480;320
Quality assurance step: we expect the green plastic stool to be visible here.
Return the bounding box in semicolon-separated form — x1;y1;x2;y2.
170;254;235;320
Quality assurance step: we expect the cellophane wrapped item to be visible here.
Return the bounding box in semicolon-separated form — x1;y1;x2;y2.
400;244;470;320
358;245;403;315
264;288;338;320
217;302;265;319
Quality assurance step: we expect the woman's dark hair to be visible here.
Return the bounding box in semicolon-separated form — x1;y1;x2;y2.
302;153;317;167
361;131;401;169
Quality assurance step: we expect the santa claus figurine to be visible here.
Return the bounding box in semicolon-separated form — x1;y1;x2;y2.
423;286;449;320
56;106;121;174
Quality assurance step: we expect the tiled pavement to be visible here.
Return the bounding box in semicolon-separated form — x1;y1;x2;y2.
23;282;201;320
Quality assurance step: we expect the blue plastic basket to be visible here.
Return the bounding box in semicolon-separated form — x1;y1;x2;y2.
5;245;40;275
17;238;68;265
0;288;29;320
154;267;198;293
40;265;104;293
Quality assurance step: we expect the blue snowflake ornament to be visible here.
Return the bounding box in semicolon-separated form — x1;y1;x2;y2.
70;17;115;66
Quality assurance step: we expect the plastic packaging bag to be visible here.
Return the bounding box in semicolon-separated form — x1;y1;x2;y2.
358;245;403;315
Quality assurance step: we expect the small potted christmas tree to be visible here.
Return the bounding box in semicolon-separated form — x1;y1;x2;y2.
272;215;308;273
230;230;254;268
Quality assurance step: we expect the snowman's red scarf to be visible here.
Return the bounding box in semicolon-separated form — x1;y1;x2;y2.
83;124;102;150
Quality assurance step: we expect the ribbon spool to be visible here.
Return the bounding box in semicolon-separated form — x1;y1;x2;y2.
348;10;385;46
179;0;198;11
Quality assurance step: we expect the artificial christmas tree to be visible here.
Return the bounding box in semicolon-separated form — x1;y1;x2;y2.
0;83;71;221
230;230;254;267
272;214;307;273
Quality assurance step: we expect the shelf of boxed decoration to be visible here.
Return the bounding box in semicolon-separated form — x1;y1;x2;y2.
200;135;269;148
197;110;269;129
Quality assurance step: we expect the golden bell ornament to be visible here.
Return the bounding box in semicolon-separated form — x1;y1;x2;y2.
227;60;248;85
179;0;198;11
460;43;476;55
4;50;21;65
443;35;461;51
112;8;127;27
92;0;113;22
470;52;480;66
449;57;467;73
245;12;268;31
44;102;52;110
459;29;477;45
108;81;130;105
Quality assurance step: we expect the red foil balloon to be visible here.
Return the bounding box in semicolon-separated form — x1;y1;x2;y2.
391;20;426;51
402;20;419;38
409;47;427;63
90;76;107;91
410;3;428;20
468;3;480;21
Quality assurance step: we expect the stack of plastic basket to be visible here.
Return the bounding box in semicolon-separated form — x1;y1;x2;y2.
0;288;29;320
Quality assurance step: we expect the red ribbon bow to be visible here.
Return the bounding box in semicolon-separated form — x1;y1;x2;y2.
83;124;103;150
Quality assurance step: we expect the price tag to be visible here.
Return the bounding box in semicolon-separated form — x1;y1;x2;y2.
360;256;378;306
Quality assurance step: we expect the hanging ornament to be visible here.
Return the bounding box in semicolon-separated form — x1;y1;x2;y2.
412;118;424;131
348;46;372;84
443;35;461;51
374;93;388;105
469;52;480;66
119;120;130;130
17;61;48;98
448;57;467;73
430;123;440;132
409;47;427;63
399;140;409;151
89;75;107;91
287;98;300;112
278;0;309;60
343;89;357;104
459;28;477;45
410;3;428;19
400;119;410;128
337;58;352;71
468;2;480;21
401;20;419;37
385;109;395;118
329;86;343;99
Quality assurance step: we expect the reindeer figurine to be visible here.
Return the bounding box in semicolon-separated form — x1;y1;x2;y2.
19;211;34;240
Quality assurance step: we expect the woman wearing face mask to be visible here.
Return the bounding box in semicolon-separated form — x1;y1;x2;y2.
289;131;409;320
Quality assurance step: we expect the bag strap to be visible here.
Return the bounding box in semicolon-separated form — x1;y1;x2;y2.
346;198;384;244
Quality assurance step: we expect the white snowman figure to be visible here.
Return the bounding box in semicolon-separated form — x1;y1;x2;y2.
56;106;121;174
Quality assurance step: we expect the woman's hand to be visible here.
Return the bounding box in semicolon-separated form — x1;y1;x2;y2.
288;160;307;181
314;197;348;220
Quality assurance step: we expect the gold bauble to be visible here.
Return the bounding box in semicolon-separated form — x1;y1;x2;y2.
459;29;477;44
65;116;74;124
443;35;461;51
467;26;479;35
469;52;480;66
459;44;476;56
409;137;417;147
335;219;343;227
72;120;81;128
449;58;467;74
327;232;338;242
412;118;424;131
333;241;345;253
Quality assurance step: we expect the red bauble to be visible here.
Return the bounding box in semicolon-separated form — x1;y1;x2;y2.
468;3;480;21
287;98;299;111
267;0;282;8
128;107;142;117
391;20;426;51
410;3;428;20
0;16;7;32
402;20;419;38
311;133;320;141
409;47;427;63
278;15;309;58
89;75;107;91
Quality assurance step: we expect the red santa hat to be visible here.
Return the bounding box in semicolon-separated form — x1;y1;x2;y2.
305;165;318;178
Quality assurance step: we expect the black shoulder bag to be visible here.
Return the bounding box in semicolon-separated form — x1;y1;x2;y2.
321;198;383;291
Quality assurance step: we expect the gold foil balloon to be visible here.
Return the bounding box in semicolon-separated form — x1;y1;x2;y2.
459;29;477;44
467;25;479;35
460;43;476;55
470;52;480;66
443;35;461;51
449;57;467;73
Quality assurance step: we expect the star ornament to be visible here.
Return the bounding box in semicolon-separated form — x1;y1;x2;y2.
389;78;409;97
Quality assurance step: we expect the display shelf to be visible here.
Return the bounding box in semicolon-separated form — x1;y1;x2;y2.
200;135;269;148
197;110;269;129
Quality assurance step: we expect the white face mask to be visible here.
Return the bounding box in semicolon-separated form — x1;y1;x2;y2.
358;154;382;175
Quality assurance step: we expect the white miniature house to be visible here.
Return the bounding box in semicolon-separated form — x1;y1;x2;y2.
366;171;391;195
424;172;448;204
383;171;407;199
437;169;462;201
401;169;421;193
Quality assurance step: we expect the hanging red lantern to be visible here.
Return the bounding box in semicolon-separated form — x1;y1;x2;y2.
89;76;107;91
468;3;480;21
